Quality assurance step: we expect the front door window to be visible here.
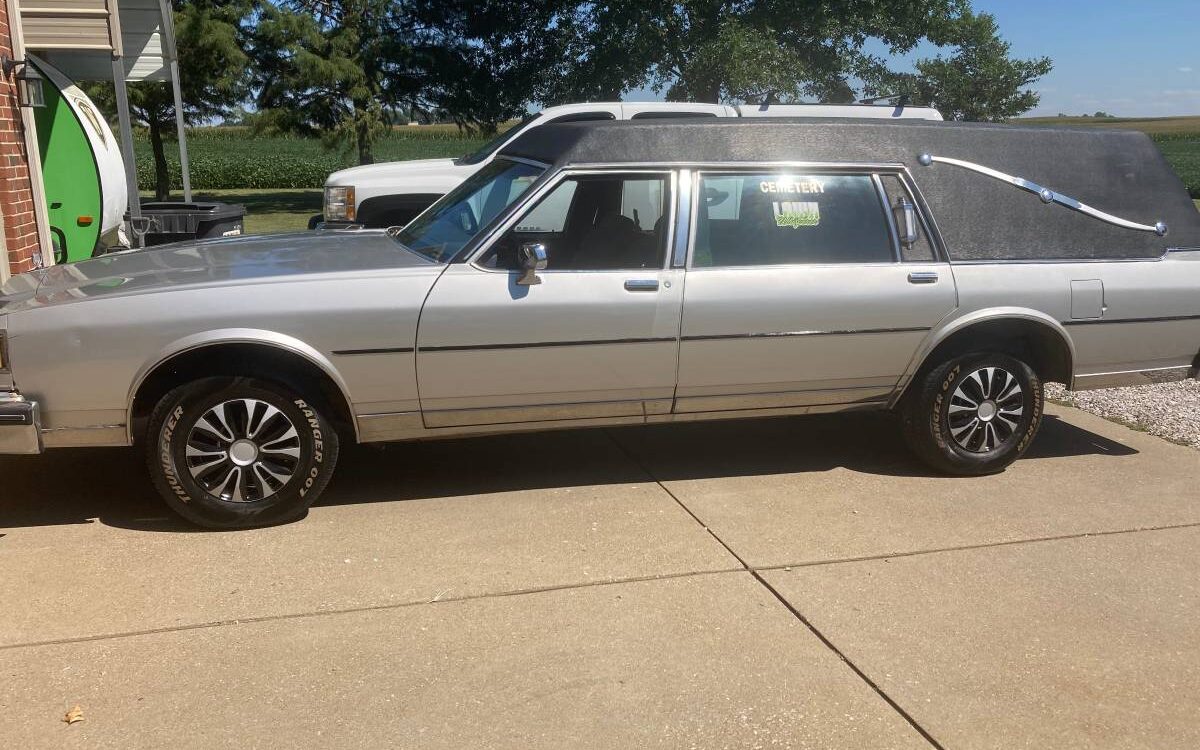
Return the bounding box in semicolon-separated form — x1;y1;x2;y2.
480;173;670;271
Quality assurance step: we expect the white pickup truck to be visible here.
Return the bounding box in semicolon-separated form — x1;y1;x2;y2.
317;101;944;228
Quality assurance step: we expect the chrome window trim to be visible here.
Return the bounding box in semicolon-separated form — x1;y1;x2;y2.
561;160;909;172
503;155;553;170
664;170;679;271
685;261;903;272
873;173;903;263
685;169;701;268
672;169;692;268
465;167;679;273
686;165;907;270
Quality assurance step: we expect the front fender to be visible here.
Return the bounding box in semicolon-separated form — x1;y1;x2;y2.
125;328;355;443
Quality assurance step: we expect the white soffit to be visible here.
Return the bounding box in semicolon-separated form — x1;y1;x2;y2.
21;0;170;81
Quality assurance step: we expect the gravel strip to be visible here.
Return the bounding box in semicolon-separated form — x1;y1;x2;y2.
1047;380;1200;449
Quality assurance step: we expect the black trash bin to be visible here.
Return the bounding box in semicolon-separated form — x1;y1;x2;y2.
129;202;247;246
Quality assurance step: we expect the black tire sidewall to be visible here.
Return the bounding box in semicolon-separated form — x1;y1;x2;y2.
918;353;1043;474
148;378;338;528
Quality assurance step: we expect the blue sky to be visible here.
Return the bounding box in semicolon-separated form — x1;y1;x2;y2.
923;0;1200;117
629;0;1200;118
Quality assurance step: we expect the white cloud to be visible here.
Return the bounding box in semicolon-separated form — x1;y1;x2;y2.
1180;67;1194;73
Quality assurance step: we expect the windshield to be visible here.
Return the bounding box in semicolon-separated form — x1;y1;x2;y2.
456;113;541;166
391;159;545;262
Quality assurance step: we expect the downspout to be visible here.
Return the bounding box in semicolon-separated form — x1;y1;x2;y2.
105;0;142;247
6;0;54;267
158;0;190;202
0;199;9;284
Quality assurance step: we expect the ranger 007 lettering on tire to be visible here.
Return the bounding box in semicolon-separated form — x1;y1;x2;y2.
146;378;340;529
903;353;1044;476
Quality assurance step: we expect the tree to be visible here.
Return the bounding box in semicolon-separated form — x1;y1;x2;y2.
249;0;566;162
248;0;423;165
538;0;983;106
408;0;570;134
892;11;1052;121
86;0;253;199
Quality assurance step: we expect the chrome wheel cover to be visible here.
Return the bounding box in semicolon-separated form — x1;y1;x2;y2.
184;399;302;503
947;366;1025;453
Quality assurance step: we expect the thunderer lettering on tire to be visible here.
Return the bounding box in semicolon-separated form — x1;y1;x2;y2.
903;353;1043;476
145;378;340;529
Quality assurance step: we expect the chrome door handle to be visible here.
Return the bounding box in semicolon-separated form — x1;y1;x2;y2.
624;279;659;292
907;271;939;284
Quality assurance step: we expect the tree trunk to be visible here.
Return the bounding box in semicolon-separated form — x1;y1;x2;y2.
148;119;170;201
355;112;374;165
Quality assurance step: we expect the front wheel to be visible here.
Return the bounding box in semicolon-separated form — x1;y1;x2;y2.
902;353;1043;475
145;377;340;528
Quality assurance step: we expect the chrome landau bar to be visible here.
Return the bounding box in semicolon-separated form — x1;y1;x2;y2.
918;153;1168;236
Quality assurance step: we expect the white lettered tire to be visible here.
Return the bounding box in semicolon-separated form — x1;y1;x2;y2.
902;353;1043;475
146;377;340;528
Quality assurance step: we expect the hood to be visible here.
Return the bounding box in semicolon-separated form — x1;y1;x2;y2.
1;230;438;314
326;158;458;186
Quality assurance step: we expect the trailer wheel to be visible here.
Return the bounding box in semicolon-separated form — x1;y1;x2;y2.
902;353;1043;475
145;377;339;528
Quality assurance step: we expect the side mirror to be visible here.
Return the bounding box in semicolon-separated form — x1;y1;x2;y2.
893;197;919;247
517;242;548;286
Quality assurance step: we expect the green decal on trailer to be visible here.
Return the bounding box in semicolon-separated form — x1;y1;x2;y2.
30;56;126;264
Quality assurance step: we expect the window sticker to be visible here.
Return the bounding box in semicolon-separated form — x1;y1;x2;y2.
773;201;820;228
759;179;825;194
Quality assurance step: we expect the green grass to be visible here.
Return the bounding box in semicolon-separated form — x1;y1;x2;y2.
143;188;321;234
1017;115;1200;135
135;126;489;191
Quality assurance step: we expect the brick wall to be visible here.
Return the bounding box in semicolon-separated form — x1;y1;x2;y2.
0;3;43;277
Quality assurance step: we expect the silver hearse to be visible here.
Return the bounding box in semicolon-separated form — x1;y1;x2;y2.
2;119;1199;527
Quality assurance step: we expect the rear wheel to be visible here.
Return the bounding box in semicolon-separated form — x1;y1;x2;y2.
145;377;339;528
902;353;1043;475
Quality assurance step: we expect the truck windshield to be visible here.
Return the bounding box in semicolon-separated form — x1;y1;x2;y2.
456;114;541;166
390;159;545;262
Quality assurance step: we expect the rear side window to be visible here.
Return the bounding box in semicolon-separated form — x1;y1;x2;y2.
878;174;937;262
693;173;894;267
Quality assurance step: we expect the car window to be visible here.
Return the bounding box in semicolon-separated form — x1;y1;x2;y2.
878;174;937;262
545;111;617;124
515;182;577;232
392;159;544;262
481;173;670;271
693;173;894;267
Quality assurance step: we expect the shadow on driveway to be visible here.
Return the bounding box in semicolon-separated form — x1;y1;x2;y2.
0;412;1135;533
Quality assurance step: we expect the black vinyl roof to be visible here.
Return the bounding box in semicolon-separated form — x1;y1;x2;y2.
500;118;1200;260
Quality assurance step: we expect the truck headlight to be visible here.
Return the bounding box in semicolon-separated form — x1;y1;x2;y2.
324;186;356;222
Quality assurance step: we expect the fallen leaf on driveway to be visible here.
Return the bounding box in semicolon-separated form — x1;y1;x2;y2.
62;705;84;724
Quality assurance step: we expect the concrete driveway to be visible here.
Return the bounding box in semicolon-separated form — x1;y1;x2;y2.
2;404;1198;748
